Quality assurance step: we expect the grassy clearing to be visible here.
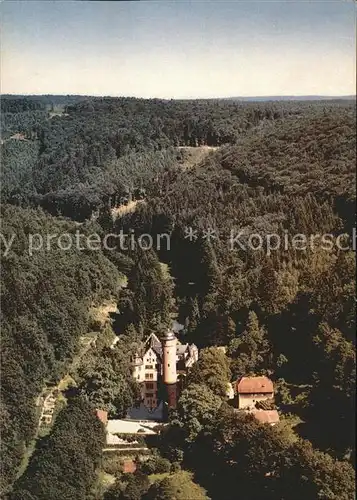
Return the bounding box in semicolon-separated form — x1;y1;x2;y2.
92;470;117;498
148;472;171;484
57;374;76;391
111;200;145;219
160;262;171;281
99;471;116;487
90;300;118;327
16;440;37;480
177;145;218;170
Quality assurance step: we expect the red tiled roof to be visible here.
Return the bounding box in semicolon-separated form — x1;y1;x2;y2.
250;410;280;424
95;409;108;425
122;459;137;473
237;376;274;394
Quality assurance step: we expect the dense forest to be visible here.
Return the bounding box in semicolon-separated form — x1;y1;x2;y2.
0;204;124;493
1;96;355;499
1;95;313;219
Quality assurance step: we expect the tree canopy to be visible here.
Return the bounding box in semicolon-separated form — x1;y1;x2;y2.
1;95;355;498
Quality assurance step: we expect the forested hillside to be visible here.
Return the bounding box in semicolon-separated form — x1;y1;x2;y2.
9;397;105;500
114;102;356;461
2;97;305;219
1;96;355;498
0;205;124;493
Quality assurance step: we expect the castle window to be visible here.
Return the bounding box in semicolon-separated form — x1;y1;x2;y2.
146;383;154;389
145;365;154;369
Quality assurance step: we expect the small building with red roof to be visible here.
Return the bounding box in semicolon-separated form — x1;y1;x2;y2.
236;376;274;410
122;459;137;473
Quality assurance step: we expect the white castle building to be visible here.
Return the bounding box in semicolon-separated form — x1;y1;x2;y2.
131;331;198;412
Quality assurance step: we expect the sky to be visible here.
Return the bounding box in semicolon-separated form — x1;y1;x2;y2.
1;0;356;98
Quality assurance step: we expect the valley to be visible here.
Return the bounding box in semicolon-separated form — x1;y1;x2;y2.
1;95;355;500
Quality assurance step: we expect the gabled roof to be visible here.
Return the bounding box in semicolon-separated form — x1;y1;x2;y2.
177;344;189;355
145;333;162;357
141;332;197;361
237;376;274;394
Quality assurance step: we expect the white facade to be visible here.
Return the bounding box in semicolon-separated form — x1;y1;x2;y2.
131;332;198;410
133;347;159;383
132;347;160;409
238;392;274;410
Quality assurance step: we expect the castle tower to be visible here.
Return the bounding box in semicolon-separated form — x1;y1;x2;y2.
161;329;177;412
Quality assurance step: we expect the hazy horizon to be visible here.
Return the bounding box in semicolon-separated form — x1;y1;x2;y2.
1;93;356;100
1;1;356;98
